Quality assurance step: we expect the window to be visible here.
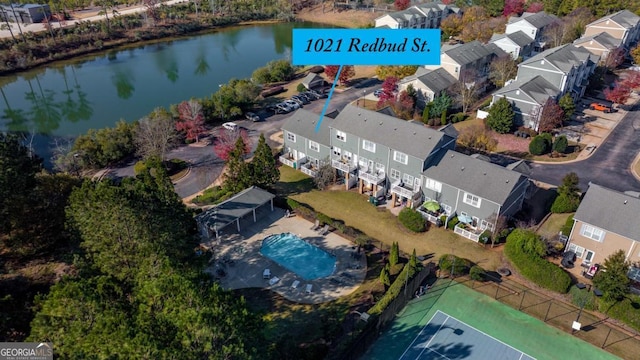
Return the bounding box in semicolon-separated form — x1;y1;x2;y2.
390;169;400;179
463;193;481;208
375;163;385;172
363;140;376;152
393;151;408;164
568;243;585;258
480;220;494;231
442;204;452;214
358;157;368;167
333;147;341;156
336;130;346;142
424;178;442;192
309;141;319;152
402;173;414;186
414;178;421;188
286;132;296;142
580;224;605;242
343;151;353;161
629;267;640;282
584;250;595;263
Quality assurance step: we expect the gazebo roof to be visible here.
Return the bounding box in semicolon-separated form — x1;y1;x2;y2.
196;186;275;233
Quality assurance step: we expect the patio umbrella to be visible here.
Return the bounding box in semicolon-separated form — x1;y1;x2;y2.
458;214;473;224
423;200;440;212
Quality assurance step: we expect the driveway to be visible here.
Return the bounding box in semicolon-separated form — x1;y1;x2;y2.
528;104;640;192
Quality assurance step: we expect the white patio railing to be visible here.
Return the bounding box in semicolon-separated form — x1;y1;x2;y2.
454;226;480;242
331;159;356;173
279;156;294;168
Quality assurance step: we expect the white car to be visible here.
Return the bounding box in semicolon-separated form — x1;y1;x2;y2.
222;122;238;131
284;100;300;109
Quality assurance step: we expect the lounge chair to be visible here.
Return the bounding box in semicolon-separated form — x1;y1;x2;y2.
269;276;280;286
317;224;329;235
263;269;271;279
291;280;300;291
310;219;320;231
305;284;313;294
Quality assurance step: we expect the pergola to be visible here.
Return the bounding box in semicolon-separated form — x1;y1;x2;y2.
196;186;275;239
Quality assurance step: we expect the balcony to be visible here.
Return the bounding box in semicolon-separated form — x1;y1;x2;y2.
279;154;306;169
331;158;356;173
300;162;317;177
417;207;445;225
390;180;420;199
358;166;385;185
454;223;483;242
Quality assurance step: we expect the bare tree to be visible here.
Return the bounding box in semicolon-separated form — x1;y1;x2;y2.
489;55;518;87
134;109;178;160
313;160;334;190
542;21;566;48
454;69;481;114
538;98;564;133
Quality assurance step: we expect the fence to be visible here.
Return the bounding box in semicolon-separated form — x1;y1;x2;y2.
335;264;433;360
462;275;640;359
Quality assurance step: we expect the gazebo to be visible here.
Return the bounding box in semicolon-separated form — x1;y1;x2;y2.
196;186;275;240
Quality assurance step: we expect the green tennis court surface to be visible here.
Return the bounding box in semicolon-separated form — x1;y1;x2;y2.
362;280;619;360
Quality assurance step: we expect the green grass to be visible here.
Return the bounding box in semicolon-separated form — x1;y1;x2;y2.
537;213;573;240
452;117;483;132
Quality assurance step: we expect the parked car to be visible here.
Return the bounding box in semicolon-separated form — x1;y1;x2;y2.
589;103;613;113
373;89;384;97
245;112;261;122
309;89;327;99
299;92;316;101
291;95;309;105
284;100;301;109
222;122;238;131
275;103;293;114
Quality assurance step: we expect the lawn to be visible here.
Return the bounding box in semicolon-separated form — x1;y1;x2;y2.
537;213;573;240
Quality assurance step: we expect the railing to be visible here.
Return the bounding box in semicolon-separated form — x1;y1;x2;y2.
300;165;317;177
391;183;417;199
454;225;480;242
359;170;385;185
417;208;440;224
279;156;294;168
331;159;356;173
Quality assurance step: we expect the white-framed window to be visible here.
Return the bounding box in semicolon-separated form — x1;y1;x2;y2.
358;157;368;167
480;220;494;231
336;130;346;142
390;168;401;179
286;132;296;142
343;151;352;161
568;243;585;258
424;178;442;192
463;192;481;208
375;163;385;173
414;178;421;188
584;250;595;263
393;151;408;164
402;173;414;186
442;204;452;214
333;147;341;156
309;141;319;152
580;224;605;242
363;140;376;152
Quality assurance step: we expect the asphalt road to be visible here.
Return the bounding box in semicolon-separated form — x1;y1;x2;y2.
528;105;640;192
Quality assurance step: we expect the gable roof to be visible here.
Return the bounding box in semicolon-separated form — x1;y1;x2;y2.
401;67;456;94
423;150;527;204
443;40;498;66
196;186;275;233
301;73;324;88
388;7;425;21
574;32;622;50
574;183;640;242
491;30;535;48
493;75;560;105
508;11;558;29
520;44;593;74
588;9;640;30
331;104;452;159
281;109;333;146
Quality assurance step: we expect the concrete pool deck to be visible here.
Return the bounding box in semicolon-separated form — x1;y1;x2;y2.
202;207;367;304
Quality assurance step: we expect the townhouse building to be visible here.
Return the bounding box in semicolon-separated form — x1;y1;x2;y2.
397;67;456;106
489;31;535;60
573;32;623;63
491;76;560;130
280;109;333;178
374;1;460;29
505;11;559;52
583;10;640;50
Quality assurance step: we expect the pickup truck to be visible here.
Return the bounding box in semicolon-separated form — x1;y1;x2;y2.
589;103;613;113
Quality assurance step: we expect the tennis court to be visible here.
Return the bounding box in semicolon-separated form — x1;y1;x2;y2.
399;310;535;360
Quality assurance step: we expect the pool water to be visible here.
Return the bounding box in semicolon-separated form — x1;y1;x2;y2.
260;233;336;280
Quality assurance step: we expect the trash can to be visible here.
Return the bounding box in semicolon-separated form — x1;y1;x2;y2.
373;198;379;206
293;162;297;169
369;195;374;204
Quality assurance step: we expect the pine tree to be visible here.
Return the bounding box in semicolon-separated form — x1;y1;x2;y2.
409;249;418;273
380;264;391;286
486;97;514;134
251;133;279;189
389;242;399;266
558;93;575;122
224;136;251;193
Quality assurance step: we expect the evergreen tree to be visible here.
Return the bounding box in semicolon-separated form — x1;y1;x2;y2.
486;97;515;134
380;265;391;286
429;91;453;120
558;93;575;122
409;249;418;273
593;250;630;302
389;242;399;266
224;136;252;193
251;133;279;189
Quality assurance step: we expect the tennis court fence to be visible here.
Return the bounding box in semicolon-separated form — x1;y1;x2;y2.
335;264;433;360
459;274;640;359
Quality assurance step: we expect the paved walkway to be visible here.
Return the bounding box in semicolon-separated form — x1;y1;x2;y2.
202;207;367;304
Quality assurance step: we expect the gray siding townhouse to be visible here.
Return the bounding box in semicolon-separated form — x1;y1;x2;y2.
583;10;640;50
491;75;560;130
328;105;456;207
573;32;623;62
516;44;598;100
374;1;459;29
426;41;506;86
280;109;333;178
0;3;50;24
505;11;559;52
420;150;529;241
489;30;535;60
397;67;456;106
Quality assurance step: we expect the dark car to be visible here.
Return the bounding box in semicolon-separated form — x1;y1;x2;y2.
245;112;261;122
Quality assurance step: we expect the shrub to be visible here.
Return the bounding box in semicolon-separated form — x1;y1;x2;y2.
192;186;234;205
316;212;333;226
448;112;467;123
600;295;640;331
354;234;373;247
296;83;306;93
379;266;391;286
552;135;568;153
539;132;553;146
438;254;471;276
551;194;579;213
447;216;459;230
561;215;574;237
369;263;421;315
470;265;486;281
133;160;147;175
504;229;571;293
529;135;549;155
570;285;597;311
398;208;427;232
389;241;399;266
480;230;492;244
287;198;301;209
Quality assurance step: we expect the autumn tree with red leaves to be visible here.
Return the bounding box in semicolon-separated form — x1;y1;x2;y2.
503;0;524;16
175;100;206;142
394;0;411;11
526;2;544;12
538;98;564;133
377;76;399;108
213;128;250;161
622;71;640;90
324;65;356;86
604;82;631;106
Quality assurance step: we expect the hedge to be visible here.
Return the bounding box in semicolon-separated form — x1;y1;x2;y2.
369;262;421;315
504;229;571;293
551;194;579;213
561;215;574;237
398;208;427;232
438;254;471;276
470;265;486;281
446;216;459;230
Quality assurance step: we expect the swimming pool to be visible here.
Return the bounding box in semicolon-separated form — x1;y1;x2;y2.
260;233;336;280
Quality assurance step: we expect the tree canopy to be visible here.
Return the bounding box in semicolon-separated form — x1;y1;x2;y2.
486;97;515;134
593;250;630;302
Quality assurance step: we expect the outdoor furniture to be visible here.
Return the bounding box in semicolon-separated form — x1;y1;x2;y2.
583;264;600;279
269;276;280;286
317;224;329;235
305;284;313;294
310;219;320;231
291;280;300;291
561;251;576;269
263;269;271;279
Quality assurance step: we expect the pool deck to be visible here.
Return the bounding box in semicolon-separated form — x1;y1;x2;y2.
202;207;367;304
